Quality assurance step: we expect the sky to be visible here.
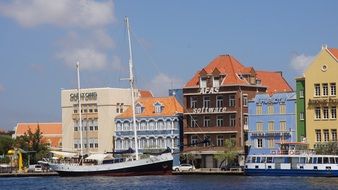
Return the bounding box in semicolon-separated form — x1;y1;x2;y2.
1;0;338;131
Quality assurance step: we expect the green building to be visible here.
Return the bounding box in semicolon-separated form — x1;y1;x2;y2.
296;77;306;141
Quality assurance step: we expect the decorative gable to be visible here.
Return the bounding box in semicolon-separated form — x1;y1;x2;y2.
135;103;144;114
154;102;163;113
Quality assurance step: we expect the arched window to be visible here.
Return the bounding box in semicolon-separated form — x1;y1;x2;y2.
166;137;171;148
166;119;172;129
149;120;155;130
123;122;130;131
158;120;164;130
116;122;122;131
140;121;147;131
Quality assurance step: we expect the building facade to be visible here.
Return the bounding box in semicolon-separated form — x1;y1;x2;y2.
296;77;306;142
248;92;297;155
114;96;183;164
61;87;149;154
13;123;62;149
303;46;338;149
182;54;292;168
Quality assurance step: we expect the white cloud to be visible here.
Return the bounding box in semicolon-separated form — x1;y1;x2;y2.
0;0;115;28
146;73;184;97
290;53;314;74
58;48;107;70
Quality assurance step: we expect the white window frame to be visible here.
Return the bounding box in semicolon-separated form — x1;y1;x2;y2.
203;96;210;108
314;84;321;97
229;95;235;107
331;106;337;119
190;96;197;109
216;95;223;107
315;107;321;120
200;77;207;88
216;115;224;127
330;83;336;96
323;83;328;96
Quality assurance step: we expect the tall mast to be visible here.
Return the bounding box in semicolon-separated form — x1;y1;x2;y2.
77;61;84;157
125;17;139;160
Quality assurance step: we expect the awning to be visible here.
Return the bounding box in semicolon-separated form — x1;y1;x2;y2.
85;154;113;161
50;151;77;158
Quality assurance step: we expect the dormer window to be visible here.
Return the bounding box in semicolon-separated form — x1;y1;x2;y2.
200;77;207;88
213;76;220;87
154;102;163;113
135;103;143;114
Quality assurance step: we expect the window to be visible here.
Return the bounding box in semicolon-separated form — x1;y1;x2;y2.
203;116;210;127
324;130;329;142
323;107;329;119
213;76;220;87
94;126;98;130
191;117;198;128
267;104;274;114
203;96;210;108
268;137;274;148
314;84;321;96
190;97;197;108
229;114;236;127
244;115;248;125
216;115;224;127
243;95;248;107
256;104;262;115
135;105;142;114
300;112;304;121
315;130;321;142
332;129;337;141
323;83;328;96
257;139;263;148
95;143;98;148
280;103;286;114
200;77;207;88
74;126;78;131
217;135;224;146
268;121;274;131
256;122;263;131
204;135;211;147
331;83;336;96
315;107;321;119
154;103;162;113
299;90;304;98
280;121;286;131
229;95;235;107
191;135;198;146
216;96;223;107
331;106;337;119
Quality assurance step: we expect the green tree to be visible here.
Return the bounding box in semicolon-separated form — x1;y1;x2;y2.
180;153;196;166
214;139;238;168
0;135;14;163
314;142;338;155
14;126;49;165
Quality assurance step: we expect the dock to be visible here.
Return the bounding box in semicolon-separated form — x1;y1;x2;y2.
0;172;58;177
172;168;244;175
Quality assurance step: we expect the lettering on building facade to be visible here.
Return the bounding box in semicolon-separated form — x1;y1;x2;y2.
70;92;98;102
192;107;227;114
308;97;338;105
199;87;219;94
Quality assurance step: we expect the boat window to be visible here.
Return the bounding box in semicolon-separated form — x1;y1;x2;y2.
255;165;259;169
314;166;318;170
318;157;323;164
252;157;256;163
267;157;273;163
335;157;338;164
268;166;272;169
326;166;331;170
308;157;312;163
299;157;306;164
313;157;318;164
246;157;251;163
323;157;329;164
329;157;335;164
300;166;304;169
257;157;261;163
261;157;266;163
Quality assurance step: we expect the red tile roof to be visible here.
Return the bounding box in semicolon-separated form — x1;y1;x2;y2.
139;90;153;98
256;71;293;95
185;55;250;87
15;123;62;148
184;54;292;95
117;96;183;118
327;48;338;60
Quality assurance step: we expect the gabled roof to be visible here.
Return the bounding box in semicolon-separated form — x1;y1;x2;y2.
15;123;62;135
256;71;293;95
184;55;250;88
116;96;183;118
139;90;153;98
327;48;338;61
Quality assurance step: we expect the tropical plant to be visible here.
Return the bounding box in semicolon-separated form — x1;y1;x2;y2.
314;142;338;155
214;139;238;168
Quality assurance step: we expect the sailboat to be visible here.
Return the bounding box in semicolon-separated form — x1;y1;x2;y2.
48;17;173;177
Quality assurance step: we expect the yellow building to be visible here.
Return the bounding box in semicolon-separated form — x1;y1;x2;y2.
304;46;338;149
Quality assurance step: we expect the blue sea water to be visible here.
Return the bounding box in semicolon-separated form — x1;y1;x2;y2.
1;175;338;190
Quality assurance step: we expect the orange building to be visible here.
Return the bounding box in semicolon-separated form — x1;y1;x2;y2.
13;123;62;149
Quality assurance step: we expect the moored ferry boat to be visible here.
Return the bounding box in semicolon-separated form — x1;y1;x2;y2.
245;142;338;177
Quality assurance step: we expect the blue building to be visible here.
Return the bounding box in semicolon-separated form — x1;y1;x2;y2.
114;96;183;165
247;92;296;155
